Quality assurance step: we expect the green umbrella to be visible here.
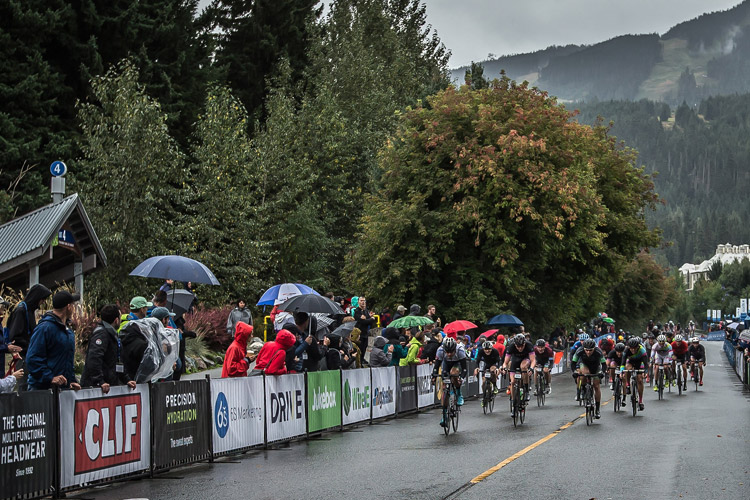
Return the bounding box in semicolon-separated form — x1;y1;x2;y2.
388;315;435;329
602;317;615;324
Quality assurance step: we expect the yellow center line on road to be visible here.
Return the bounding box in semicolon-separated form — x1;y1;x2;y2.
469;396;613;485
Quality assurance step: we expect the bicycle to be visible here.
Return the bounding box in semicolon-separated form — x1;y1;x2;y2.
612;367;623;413
666;363;676;394
441;376;460;435
508;371;528;427
481;370;496;414
655;364;667;400
534;366;547;407
626;368;645;417
675;360;684;395
690;361;701;391
576;373;598;425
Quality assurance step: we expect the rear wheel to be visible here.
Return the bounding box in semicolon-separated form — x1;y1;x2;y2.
488;391;494;413
452;402;459;432
442;407;449;435
613;378;621;413
448;393;456;433
657;369;664;400
512;389;519;427
677;366;683;395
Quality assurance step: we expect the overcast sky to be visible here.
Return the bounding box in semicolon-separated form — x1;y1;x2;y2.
423;0;743;68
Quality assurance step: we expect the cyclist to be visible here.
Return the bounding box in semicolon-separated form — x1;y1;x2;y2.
671;334;689;391
474;340;501;403
502;334;536;408
571;339;606;419
569;332;589;401
621;337;648;410
432;337;468;427
688;320;696;336
599;335;615;360
688;337;706;386
607;342;627;390
651;334;674;391
532;339;554;395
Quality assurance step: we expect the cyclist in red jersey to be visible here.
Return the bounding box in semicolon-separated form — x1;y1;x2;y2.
671;334;689;391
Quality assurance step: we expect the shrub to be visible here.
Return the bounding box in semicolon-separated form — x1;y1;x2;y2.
183;305;233;352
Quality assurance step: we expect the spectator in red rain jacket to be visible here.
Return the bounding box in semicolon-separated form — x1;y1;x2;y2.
254;329;296;375
222;322;255;378
493;335;506;358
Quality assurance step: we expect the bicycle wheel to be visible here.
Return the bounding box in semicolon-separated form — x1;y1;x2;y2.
482;382;489;415
613;378;621;413
448;393;456;434
667;369;673;393
677;366;682;396
694;365;700;391
488;391;495;413
540;380;546;407
585;385;593;426
512;389;519;427
631;386;637;417
536;378;543;407
442;406;449;436
657;369;664;400
452;402;459;432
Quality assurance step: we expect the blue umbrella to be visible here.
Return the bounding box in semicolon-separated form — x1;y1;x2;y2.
130;255;220;285
257;283;319;306
486;314;524;327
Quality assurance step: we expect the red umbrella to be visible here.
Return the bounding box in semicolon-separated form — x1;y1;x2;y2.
444;320;478;334
483;329;499;337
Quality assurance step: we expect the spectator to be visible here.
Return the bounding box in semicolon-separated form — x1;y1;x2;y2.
150;291;178;328
340;329;357;370
286;311;322;372
159;279;174;292
284;322;316;373
221;322;255;377
379;306;392;328
421;329;442;362
391;305;407;323
226;299;253;338
400;329;426;366
370;336;393;367
118;296;152;333
254;329;296;375
409;304;421;316
1;297;23;367
81;304;135;393
425;304;441;327
121;308;180;383
324;334;345;370
382;327;407;366
1;367;23;393
353;297;376;355
350;328;364;367
7;284;52;390
26;291;81;391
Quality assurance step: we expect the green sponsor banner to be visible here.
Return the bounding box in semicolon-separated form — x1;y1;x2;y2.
307;370;342;432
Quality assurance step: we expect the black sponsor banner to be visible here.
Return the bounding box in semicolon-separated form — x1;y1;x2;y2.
151;380;211;469
0;390;56;500
397;366;417;413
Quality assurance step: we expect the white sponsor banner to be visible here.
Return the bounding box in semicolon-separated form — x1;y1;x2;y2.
342;369;371;425
737;307;741;318
718;310;722;321
265;374;306;443
741;299;748;314
210;377;264;454
416;364;435;408
59;384;151;488
370;367;396;419
707;309;711;320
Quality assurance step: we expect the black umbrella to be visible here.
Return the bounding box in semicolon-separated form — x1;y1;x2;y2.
165;289;196;318
278;294;345;316
329;321;355;338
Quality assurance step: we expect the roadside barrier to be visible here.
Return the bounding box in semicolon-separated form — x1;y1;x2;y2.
0;354;566;499
723;340;749;386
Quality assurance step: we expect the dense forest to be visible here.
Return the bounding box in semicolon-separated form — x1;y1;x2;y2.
574;93;750;268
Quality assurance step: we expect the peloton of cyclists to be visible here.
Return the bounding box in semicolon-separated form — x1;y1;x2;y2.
532;339;554;395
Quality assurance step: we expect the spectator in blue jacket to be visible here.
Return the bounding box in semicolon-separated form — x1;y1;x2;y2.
26;291;82;391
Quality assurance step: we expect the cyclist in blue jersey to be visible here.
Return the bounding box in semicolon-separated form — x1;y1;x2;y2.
621;337;648;410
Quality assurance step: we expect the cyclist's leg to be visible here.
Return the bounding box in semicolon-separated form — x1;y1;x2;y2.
699;360;704;383
543;365;551;390
520;358;531;400
449;366;463;405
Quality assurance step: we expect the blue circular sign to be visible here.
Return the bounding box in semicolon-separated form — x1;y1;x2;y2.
50;161;67;177
214;392;229;438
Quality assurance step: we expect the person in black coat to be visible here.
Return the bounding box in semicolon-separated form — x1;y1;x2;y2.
6;283;51;391
81;305;135;392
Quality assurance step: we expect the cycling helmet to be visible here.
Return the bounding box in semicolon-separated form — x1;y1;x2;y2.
513;334;526;346
642;332;648;338
579;333;590;341
689;320;694;325
535;339;547;347
576;328;583;334
582;339;596;349
674;334;683;342
482;340;493;350
691;337;700;343
628;337;640;348
657;334;666;343
442;337;457;353
615;342;626;352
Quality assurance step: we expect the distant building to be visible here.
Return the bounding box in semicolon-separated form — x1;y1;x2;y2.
679;243;750;290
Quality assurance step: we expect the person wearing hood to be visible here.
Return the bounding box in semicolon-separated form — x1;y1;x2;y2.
400;329;426;366
383;327;408;366
254;329;296;375
324;334;349;370
7;284;51;391
226;299;253;338
26;291;81;391
421;329;442;362
340;328;358;370
350;328;364;367
222;322;255;377
370;336;393;367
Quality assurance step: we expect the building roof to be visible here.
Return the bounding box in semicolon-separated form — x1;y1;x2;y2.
0;194;107;273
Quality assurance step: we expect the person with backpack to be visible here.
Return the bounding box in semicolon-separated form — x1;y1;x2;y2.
6;284;51;391
81;304;135;392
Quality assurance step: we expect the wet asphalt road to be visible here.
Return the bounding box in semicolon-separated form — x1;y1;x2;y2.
73;342;749;500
